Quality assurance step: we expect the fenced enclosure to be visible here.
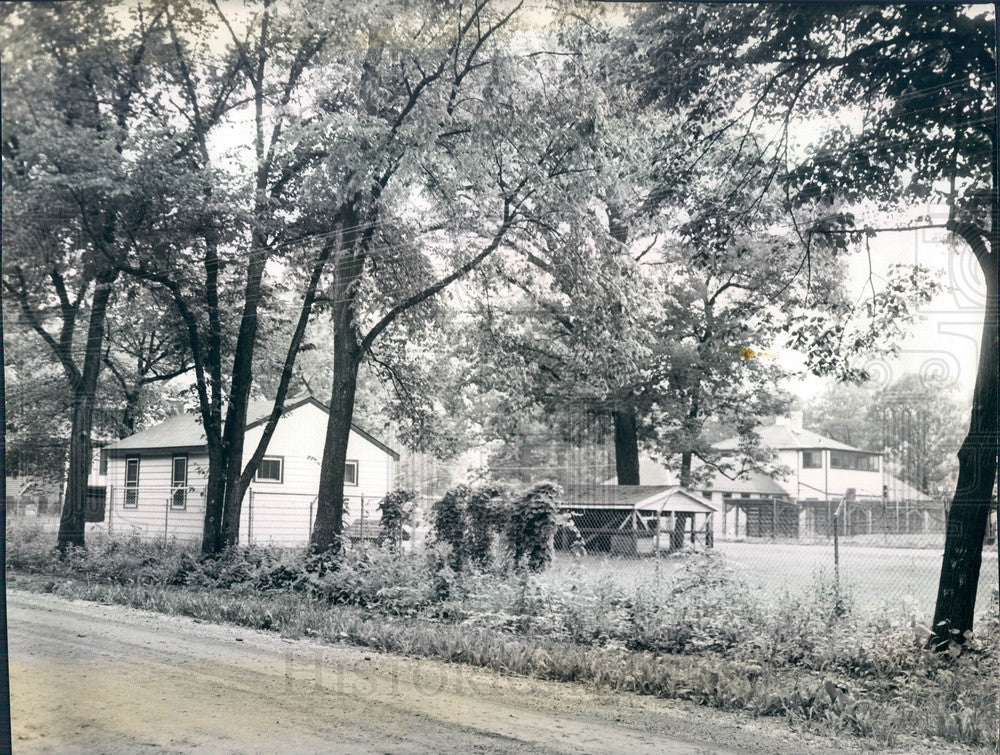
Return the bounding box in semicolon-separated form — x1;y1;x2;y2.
82;486;407;548
8;482;997;621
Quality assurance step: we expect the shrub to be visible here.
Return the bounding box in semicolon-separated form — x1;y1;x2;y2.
431;486;469;571
377;489;415;550
463;484;511;568
506;482;560;572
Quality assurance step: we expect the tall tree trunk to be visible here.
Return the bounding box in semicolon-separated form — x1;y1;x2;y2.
57;273;116;552
680;451;693;488
613;409;640;485
312;243;366;553
201;447;227;555
930;246;998;644
312;313;362;553
218;241;269;550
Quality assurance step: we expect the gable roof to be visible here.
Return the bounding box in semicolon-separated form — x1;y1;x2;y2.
105;394;399;460
712;423;873;453
601;455;788;497
561;484;717;513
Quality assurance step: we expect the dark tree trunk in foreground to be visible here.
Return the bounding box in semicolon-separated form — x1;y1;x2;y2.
312;304;363;553
679;451;694;489
312;243;366;553
930;241;998;644
613;409;640;485
57;273;116;551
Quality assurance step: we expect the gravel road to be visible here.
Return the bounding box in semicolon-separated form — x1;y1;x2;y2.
8;589;855;753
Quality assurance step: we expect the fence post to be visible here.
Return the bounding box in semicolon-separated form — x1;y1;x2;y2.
308;496;315;541
359;495;366;551
164;496;170;544
108;485;114;538
248;488;254;547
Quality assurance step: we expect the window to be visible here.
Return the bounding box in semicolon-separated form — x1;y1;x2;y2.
829;451;879;472
124;457;140;508
256;457;283;483
171;455;188;509
345;460;358;486
802;451;822;469
99;449;108;476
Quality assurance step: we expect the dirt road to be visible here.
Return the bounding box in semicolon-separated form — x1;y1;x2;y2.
8;590;848;753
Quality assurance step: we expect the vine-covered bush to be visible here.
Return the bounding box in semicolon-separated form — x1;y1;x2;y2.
377;489;415;550
431;485;469;570
463;484;511;567
506;482;561;572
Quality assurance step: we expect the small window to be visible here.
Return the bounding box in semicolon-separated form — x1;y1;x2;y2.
345;460;358;486
124;457;140;509
256;457;283;483
99;449;108;476
802;451;822;469
171;455;188;509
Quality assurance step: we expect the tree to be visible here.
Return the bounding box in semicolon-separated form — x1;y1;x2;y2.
2;3;168;549
101;287;192;436
727;3;996;642
805;374;968;498
305;1;597;552
460;30;931;495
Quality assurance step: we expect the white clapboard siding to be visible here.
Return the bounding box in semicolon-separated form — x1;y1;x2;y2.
100;399;395;546
103;453;209;545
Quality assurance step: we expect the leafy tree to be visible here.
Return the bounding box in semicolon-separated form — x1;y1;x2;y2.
805;374;968;498
101;287;192;436
726;3;996;642
2;3;168;549
302;1;598;552
461;19;935;493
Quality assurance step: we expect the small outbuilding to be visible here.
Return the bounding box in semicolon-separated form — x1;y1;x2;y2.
559;484;717;556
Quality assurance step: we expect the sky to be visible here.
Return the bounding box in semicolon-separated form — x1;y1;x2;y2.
782;221;985;406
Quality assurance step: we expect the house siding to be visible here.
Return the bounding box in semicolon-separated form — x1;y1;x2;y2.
98;402;395;546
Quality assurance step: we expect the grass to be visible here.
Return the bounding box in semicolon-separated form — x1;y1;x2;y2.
6;518;999;751
543;540;999;615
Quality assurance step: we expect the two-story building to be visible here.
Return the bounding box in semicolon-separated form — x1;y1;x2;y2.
712;411;936;537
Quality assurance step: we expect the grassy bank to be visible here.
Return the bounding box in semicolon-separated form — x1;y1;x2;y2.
7;520;998;750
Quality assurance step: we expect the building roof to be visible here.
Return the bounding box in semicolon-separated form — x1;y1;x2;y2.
712;422;873;454
561;484;717;513
601;456;788;497
105;394;399;460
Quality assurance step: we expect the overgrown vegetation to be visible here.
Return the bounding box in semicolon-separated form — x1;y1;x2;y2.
430;483;560;574
7;518;998;750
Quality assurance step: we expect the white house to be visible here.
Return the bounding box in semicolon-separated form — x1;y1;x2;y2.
98;395;398;546
712;411;936;537
602;411;937;540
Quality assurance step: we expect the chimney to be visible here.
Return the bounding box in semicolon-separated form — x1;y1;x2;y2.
789;410;804;431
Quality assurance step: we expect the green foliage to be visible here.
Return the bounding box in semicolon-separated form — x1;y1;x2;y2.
377;489;415;550
431;483;513;572
463;484;511;567
430;485;469;571
506;483;561;573
7;517;999;749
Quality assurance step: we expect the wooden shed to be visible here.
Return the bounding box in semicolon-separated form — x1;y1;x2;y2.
559;484;717;556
